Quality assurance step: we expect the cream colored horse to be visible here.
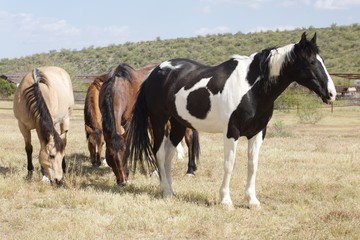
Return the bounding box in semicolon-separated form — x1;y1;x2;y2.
13;66;74;184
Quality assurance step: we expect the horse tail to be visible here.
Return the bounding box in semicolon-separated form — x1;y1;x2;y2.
24;68;64;151
192;129;200;161
127;82;157;172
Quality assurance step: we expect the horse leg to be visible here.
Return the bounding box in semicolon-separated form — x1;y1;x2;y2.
152;117;185;197
60;117;70;173
18;122;33;178
151;117;171;196
60;117;70;147
176;142;185;161
166;120;185;161
165;119;186;192
184;128;197;176
246;131;263;209
219;135;238;206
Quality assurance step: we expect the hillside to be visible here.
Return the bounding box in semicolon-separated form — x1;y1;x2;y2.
1;24;359;79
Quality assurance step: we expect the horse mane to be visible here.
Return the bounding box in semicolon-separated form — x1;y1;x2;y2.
101;64;134;151
109;63;134;83
24;68;64;151
246;33;320;94
246;47;275;86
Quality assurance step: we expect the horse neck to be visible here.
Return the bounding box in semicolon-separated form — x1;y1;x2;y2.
254;74;293;109
85;85;102;129
249;47;294;107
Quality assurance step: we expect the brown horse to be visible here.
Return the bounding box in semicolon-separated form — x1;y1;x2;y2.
99;63;200;185
13;66;74;183
84;73;107;167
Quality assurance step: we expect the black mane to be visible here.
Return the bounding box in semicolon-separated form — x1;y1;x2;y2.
110;63;134;83
101;65;132;151
24;69;64;152
246;47;275;86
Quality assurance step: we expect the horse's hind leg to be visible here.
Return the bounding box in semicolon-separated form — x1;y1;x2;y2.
152;117;185;197
18;122;33;178
184;128;197;176
166;119;186;193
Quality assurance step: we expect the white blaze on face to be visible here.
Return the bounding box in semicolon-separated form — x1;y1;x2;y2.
316;55;337;102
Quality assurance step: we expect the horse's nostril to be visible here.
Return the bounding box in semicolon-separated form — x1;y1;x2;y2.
329;92;333;97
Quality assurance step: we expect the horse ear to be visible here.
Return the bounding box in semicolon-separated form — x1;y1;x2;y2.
299;32;307;45
310;32;317;44
85;124;93;134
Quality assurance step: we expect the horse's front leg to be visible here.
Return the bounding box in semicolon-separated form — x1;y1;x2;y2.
60;117;70;147
246;131;263;209
18;122;33;178
219;136;238;206
60;117;70;174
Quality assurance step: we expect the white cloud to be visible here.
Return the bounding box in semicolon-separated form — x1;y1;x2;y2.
204;0;268;9
315;0;360;9
200;6;212;14
280;0;360;9
281;0;311;7
195;26;230;35
0;10;130;57
0;11;80;38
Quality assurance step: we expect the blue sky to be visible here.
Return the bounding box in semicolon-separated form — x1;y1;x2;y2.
1;0;360;59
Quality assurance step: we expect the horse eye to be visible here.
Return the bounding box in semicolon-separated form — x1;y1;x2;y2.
49;154;55;159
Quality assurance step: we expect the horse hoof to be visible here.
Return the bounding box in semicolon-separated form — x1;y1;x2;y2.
102;159;108;167
185;173;195;177
248;203;261;210
117;180;128;186
26;171;33;180
41;175;51;184
92;163;100;168
150;170;159;177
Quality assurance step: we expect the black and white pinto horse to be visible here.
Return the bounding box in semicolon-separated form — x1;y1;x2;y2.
127;33;336;208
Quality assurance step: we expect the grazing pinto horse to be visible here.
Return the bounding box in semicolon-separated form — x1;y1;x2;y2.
84;73;107;167
127;33;336;208
13;67;74;184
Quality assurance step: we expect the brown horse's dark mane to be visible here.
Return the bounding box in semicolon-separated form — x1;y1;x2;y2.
112;63;135;83
24;68;64;152
101;65;131;151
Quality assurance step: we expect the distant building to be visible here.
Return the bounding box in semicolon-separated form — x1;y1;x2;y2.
355;80;360;91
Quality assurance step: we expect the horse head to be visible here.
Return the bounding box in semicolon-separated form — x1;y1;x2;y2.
85;125;104;167
288;32;336;104
105;134;128;185
39;133;65;184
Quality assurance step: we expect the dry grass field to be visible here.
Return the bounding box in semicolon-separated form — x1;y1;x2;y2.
0;100;359;239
